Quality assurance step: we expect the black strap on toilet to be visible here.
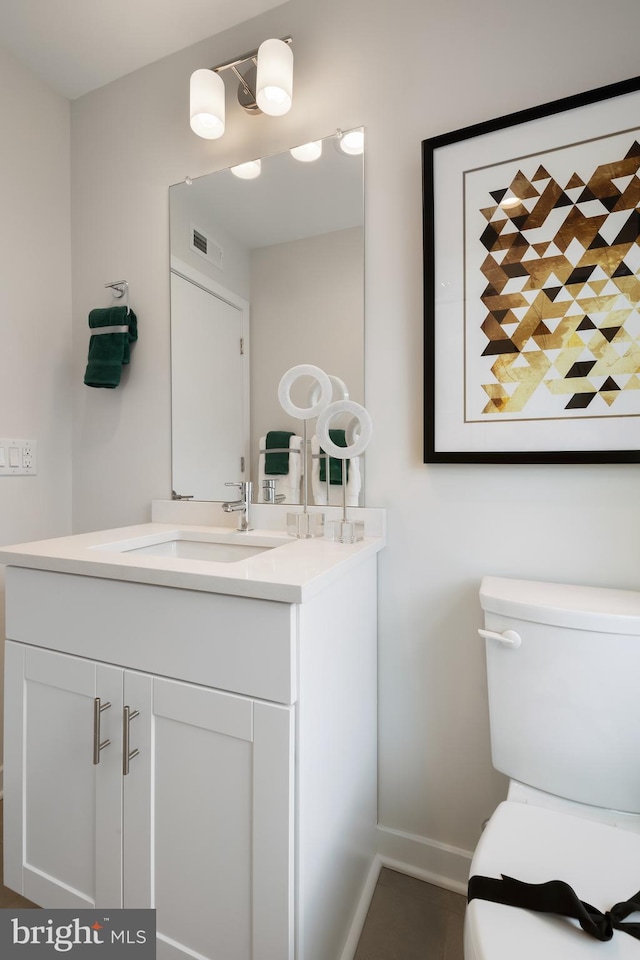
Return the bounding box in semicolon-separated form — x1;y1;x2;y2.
468;875;640;942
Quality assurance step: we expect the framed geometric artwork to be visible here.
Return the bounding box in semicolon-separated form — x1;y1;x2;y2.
423;75;640;463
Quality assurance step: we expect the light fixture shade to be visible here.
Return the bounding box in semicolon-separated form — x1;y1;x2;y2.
290;140;322;162
190;69;225;140
230;159;262;180
339;128;364;155
256;39;293;117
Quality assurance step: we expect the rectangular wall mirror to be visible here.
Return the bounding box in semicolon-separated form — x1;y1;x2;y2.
169;129;365;504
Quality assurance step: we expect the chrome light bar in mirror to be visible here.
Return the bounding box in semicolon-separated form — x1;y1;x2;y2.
169;128;365;504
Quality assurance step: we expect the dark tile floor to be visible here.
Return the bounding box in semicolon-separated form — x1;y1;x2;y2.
354;868;465;960
0;801;466;957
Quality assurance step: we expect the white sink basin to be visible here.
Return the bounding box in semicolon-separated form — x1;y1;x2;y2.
123;539;271;562
94;530;289;564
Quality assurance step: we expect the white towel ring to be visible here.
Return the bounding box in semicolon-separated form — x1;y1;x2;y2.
316;400;373;459
278;364;332;420
308;374;349;406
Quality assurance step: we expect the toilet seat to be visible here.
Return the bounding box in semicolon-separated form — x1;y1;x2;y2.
465;802;640;960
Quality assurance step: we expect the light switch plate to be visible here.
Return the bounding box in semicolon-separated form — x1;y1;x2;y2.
0;438;37;475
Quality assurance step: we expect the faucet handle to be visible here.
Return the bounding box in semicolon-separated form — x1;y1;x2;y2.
225;480;252;497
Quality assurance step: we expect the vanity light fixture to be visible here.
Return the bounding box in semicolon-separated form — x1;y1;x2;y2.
336;127;365;156
290;140;323;162
189;37;293;140
256;38;293;116
230;159;262;179
190;69;226;139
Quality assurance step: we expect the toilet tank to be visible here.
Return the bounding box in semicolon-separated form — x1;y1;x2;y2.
480;576;640;814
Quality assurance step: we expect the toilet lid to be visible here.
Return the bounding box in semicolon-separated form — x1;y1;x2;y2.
466;802;640;960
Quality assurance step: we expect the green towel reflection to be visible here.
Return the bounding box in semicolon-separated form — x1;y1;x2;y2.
319;430;350;484
265;431;295;475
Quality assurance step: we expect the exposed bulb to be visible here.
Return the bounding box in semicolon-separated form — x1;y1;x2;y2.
338;128;364;156
290;141;323;162
230;159;262;180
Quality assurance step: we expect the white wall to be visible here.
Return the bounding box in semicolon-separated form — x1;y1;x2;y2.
170;184;251;300
69;0;640;885
250;226;364;489
0;48;73;783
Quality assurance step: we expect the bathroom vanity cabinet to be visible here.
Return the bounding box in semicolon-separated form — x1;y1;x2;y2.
2;532;381;960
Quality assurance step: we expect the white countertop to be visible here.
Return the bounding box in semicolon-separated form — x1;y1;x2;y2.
0;522;385;603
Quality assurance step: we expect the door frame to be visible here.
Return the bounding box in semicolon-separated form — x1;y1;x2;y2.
170;256;250;491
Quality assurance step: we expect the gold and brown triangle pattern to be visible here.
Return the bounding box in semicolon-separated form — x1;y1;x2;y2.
477;140;640;415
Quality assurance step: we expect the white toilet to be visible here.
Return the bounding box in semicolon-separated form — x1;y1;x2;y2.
465;576;640;960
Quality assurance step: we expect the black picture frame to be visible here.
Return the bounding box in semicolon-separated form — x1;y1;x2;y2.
423;76;640;463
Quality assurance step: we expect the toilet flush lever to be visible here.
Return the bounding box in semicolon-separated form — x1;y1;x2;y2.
478;628;522;648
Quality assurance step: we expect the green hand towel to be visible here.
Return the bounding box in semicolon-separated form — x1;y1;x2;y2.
265;431;295;475
319;429;350;484
84;306;138;388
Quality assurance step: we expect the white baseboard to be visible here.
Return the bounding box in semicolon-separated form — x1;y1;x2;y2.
338;855;382;960
338;829;471;959
376;824;472;896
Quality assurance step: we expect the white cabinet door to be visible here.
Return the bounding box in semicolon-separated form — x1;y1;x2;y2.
122;672;295;960
4;642;123;908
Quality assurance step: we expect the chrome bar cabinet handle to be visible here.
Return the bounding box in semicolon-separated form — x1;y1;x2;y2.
123;705;140;776
92;697;112;765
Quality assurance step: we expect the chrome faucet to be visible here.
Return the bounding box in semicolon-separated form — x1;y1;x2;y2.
222;481;252;531
262;478;286;504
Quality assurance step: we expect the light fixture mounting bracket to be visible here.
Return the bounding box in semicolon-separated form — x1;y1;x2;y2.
233;63;260;114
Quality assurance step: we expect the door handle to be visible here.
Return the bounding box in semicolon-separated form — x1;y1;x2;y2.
478;628;522;648
93;698;112;765
122;705;140;776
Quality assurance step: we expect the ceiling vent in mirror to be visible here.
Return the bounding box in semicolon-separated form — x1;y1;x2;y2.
190;225;223;269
